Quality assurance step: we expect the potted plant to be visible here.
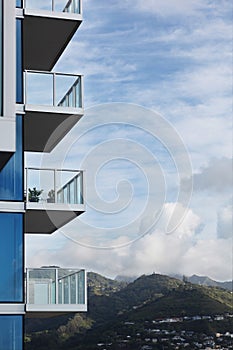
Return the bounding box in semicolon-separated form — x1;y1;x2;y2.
28;187;43;202
47;189;55;203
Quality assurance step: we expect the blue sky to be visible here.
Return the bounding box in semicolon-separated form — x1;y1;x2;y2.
26;0;232;281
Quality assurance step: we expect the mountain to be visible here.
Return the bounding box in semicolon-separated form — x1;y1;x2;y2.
188;274;232;291
172;274;233;291
25;273;233;350
115;275;137;283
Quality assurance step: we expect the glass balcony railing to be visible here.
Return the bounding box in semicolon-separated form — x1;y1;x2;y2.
26;268;86;305
23;0;81;14
24;70;83;109
25;168;84;205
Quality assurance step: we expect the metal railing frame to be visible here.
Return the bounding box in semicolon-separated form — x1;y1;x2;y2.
25;167;84;204
24;70;83;108
26;268;86;305
23;0;82;14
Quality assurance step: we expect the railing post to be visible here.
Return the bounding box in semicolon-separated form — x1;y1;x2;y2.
53;73;56;106
25;168;28;202
52;0;55;11
54;169;57;203
80;75;84;108
79;0;82;15
55;268;58;304
26;269;29;304
80;171;84;204
24;71;27;105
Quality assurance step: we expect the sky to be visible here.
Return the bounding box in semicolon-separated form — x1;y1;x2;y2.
26;0;232;281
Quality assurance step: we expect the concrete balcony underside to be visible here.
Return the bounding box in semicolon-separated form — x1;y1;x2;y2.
0;304;25;315
25;204;85;234
24;109;83;152
23;12;82;71
0;152;13;169
26;304;87;317
0;118;16;169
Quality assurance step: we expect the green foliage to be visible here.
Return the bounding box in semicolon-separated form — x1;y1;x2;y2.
25;273;233;350
28;187;43;202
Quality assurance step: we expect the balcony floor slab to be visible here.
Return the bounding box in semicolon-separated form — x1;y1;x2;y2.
25;204;85;234
24;110;83;152
23;12;82;71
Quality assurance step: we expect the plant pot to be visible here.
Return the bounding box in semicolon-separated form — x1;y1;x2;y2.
29;197;39;202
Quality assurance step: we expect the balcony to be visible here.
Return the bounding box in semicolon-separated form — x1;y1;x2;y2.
24;70;84;152
23;0;83;70
25;167;85;234
26;268;87;315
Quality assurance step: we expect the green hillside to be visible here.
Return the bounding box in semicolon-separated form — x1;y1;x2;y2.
25;273;233;350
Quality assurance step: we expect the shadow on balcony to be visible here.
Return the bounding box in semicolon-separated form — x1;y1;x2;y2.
23;0;83;70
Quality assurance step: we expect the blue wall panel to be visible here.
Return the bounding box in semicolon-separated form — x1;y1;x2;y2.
0;316;23;350
0;213;23;302
16;0;22;8
0;116;23;200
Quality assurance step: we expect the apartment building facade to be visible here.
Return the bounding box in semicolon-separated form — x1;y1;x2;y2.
0;1;86;348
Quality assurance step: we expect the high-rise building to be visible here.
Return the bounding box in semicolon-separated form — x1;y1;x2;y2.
0;1;86;348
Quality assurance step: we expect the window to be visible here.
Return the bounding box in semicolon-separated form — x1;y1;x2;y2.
16;20;23;103
0;0;2;115
0;316;23;350
0;213;23;302
0;116;23;200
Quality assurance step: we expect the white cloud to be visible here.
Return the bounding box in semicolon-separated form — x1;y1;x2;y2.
130;0;232;20
26;0;232;281
26;202;232;281
217;204;233;239
182;238;232;281
183;158;233;192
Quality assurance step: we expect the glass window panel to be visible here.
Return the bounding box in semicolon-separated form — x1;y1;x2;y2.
58;280;63;304
0;316;23;350
28;269;55;305
75;78;82;107
0;116;23;201
16;20;23;103
69;180;75;204
56;74;76;106
57;190;63;203
16;0;22;8
0;1;2;115
63;186;68;203
51;281;56;303
70;274;76;303
26;168;54;203
77;271;85;304
25;0;52;11
63;0;80;14
0;213;23;302
26;72;53;106
63;277;69;304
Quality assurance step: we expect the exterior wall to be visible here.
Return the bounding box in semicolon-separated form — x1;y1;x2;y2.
0;316;23;350
0;3;24;348
0;0;16;157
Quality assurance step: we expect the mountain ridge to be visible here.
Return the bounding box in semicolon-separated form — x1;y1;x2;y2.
115;273;233;291
25;272;232;344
